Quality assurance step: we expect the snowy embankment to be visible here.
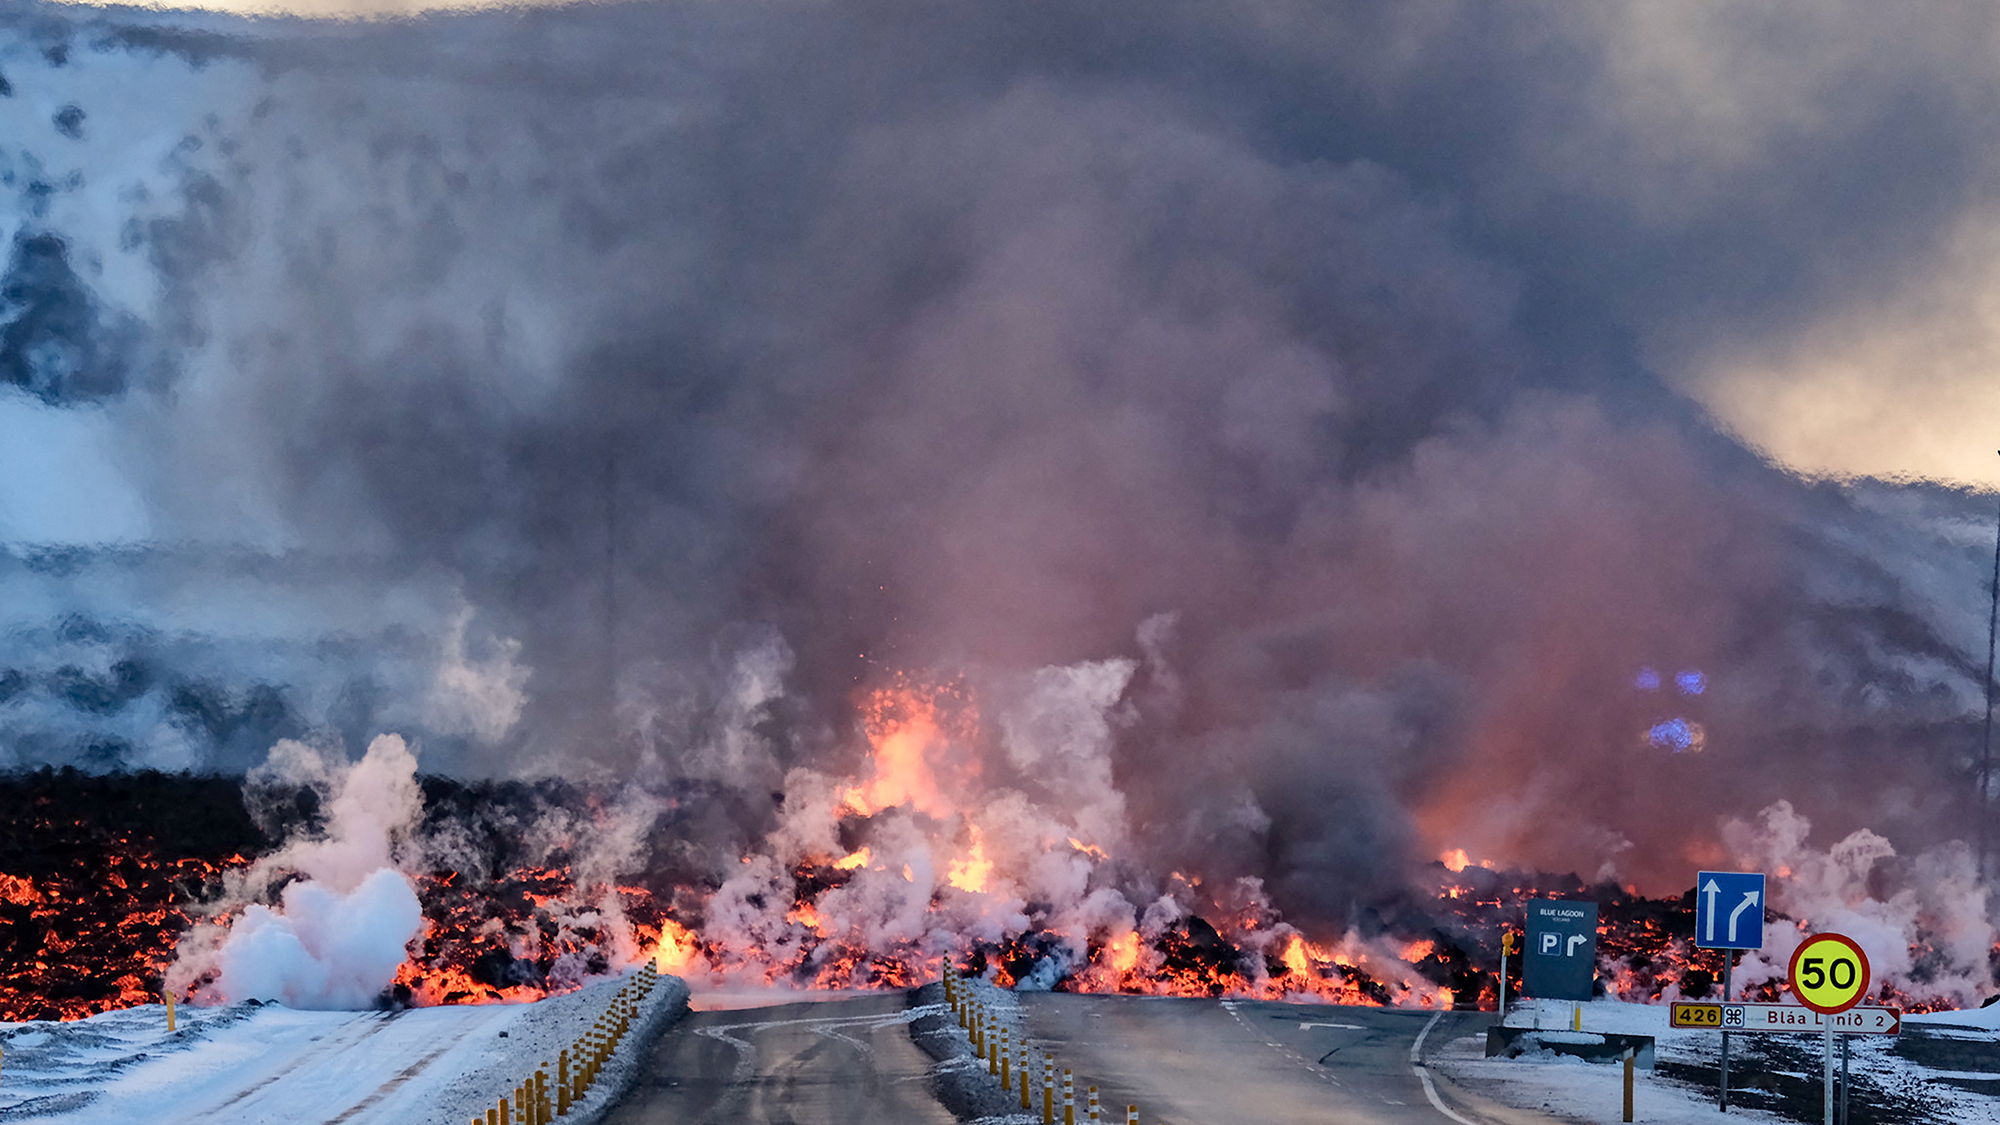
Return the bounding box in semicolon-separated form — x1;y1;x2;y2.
0;970;687;1125
1433;997;2000;1124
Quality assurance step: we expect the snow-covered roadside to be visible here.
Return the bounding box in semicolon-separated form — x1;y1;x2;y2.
1432;998;2000;1125
0;970;687;1125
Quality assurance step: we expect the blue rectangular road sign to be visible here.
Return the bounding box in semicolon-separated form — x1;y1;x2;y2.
1695;871;1765;950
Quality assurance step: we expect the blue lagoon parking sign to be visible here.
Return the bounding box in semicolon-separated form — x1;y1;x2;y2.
1524;898;1598;1001
1695;871;1765;950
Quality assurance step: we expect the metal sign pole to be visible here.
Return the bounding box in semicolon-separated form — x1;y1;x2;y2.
1822;1025;1834;1125
1718;954;1733;1112
1839;1034;1850;1125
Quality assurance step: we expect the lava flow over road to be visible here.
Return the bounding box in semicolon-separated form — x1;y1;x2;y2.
0;681;1985;1027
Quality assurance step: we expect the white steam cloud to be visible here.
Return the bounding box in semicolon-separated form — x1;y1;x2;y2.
1726;800;1995;1009
170;735;426;1008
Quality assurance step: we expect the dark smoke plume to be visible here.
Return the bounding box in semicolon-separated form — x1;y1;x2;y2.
0;0;1996;942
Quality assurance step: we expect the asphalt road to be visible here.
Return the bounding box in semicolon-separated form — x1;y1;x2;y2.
1011;992;1530;1125
604;989;1555;1125
599;993;955;1125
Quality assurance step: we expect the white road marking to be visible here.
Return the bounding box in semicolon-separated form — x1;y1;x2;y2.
1298;1021;1366;1031
1409;1010;1481;1125
1219;1001;1347;1089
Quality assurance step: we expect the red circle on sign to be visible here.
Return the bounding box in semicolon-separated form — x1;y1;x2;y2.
1787;932;1872;1015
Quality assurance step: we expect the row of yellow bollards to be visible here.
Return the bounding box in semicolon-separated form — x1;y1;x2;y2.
475;960;661;1125
943;973;1128;1125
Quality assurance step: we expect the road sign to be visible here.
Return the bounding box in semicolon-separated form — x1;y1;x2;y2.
1789;933;1871;1014
1694;871;1764;949
1670;1002;1901;1035
1524;899;1597;1001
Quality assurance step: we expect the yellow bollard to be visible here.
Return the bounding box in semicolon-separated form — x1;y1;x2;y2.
1000;1027;1010;1086
1088;1085;1100;1124
558;1050;570;1116
1019;1042;1030;1109
1622;1045;1635;1122
1126;1106;1137;1125
1572;1005;1582;1032
536;1068;549;1124
488;1109;498;1125
1064;1069;1074;1125
499;1097;509;1125
164;991;176;1033
1043;1055;1055;1123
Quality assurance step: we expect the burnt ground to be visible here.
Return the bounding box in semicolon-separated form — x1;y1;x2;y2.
0;768;265;1019
1655;1026;1995;1125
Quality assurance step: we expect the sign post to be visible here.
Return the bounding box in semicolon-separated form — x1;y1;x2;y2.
1789;933;1871;1125
1695;871;1763;1111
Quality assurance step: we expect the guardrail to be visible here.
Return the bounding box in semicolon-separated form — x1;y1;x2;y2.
473;961;662;1125
943;972;1130;1125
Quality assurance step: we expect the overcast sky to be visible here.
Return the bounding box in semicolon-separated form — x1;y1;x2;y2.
48;0;2000;490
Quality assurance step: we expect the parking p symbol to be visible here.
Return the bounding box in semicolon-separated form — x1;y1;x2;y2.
1540;933;1559;954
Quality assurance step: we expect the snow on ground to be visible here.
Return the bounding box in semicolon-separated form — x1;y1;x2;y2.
0;970;687;1125
1433;997;2000;1125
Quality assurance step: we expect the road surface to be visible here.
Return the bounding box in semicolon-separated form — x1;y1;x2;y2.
600;993;955;1125
605;988;1558;1125
1010;991;1547;1125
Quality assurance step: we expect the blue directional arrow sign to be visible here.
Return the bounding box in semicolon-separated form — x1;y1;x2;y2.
1695;871;1765;950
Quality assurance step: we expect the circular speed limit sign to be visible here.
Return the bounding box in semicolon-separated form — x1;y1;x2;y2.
1788;932;1871;1014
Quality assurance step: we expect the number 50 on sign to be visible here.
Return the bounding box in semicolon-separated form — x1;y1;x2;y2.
1789;933;1871;1014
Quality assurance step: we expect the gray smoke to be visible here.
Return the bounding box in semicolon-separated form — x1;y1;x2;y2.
1;0;1998;933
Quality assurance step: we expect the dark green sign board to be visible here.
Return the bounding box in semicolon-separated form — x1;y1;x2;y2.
1524;898;1598;1001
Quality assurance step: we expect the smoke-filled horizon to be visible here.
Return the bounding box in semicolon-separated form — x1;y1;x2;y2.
2;0;1999;935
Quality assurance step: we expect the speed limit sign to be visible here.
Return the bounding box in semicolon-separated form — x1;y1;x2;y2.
1789;933;1871;1014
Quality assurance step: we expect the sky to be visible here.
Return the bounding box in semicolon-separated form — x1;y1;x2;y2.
3;0;2000;915
36;0;2000;491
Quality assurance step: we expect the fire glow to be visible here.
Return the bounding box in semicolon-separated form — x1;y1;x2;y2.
0;676;1990;1022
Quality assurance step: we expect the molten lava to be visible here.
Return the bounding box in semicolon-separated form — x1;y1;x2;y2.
840;679;976;818
3;679;1991;1022
945;830;992;893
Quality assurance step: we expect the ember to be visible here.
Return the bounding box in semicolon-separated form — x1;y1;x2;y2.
0;675;1992;1019
0;768;260;1021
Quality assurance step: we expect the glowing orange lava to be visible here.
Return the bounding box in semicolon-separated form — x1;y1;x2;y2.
1109;931;1144;974
947;830;993;893
653;918;703;974
841;683;976;818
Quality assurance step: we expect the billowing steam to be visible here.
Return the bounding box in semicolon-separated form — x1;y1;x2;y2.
170;735;427;1008
1723;801;1995;1011
3;0;2000;1007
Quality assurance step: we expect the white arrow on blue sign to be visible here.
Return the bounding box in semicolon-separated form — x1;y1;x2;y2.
1695;870;1765;950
